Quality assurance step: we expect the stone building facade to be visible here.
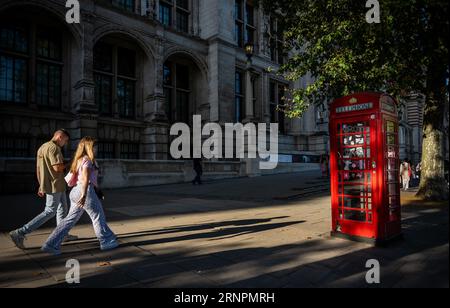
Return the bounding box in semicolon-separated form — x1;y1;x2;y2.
0;0;325;192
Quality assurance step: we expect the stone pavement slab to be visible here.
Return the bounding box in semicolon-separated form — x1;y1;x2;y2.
0;172;448;288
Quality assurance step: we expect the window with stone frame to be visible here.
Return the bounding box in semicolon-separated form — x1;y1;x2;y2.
0;24;28;104
111;0;135;12
94;42;137;119
235;0;256;48
36;27;63;108
269;81;287;135
163;61;191;124
120;142;139;160
159;0;190;34
235;70;245;123
269;17;285;65
1;22;63;107
0;136;31;158
97;141;116;159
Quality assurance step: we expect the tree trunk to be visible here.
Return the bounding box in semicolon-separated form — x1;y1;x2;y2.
416;124;448;201
416;66;449;201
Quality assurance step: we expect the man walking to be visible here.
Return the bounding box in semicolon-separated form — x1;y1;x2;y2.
9;129;77;249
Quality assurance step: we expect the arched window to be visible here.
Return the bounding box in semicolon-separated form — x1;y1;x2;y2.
94;39;139;119
163;60;191;124
0;20;63;108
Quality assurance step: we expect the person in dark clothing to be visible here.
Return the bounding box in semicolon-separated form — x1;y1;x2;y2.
192;158;203;185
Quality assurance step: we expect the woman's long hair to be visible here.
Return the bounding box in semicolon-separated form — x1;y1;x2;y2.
70;137;97;174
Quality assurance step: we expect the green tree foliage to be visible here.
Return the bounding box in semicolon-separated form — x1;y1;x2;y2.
258;0;449;200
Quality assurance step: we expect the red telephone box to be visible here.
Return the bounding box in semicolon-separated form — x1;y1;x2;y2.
329;92;402;244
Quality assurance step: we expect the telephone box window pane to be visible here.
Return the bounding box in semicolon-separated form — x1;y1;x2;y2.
341;172;365;183
387;146;397;158
339;185;372;195
342;123;366;134
342;147;366;158
386;121;396;133
344;210;367;222
389;196;399;207
387;158;398;171
340;160;366;171
388;183;399;195
387;134;396;145
366;172;371;183
386;170;398;182
343;135;365;146
343;197;369;210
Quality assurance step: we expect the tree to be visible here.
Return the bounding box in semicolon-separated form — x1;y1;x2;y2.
257;0;449;201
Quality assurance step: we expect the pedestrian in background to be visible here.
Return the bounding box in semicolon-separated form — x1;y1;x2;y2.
192;158;203;185
400;159;412;191
416;162;422;180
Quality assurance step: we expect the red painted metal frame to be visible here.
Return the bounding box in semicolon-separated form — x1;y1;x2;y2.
329;92;402;243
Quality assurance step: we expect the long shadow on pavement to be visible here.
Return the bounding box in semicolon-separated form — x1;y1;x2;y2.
36;201;448;288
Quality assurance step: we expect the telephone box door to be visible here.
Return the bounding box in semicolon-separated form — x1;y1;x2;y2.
332;116;379;239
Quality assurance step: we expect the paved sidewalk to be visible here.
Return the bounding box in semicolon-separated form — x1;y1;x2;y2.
0;171;448;288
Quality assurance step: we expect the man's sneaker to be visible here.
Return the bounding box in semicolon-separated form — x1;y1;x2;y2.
100;240;119;251
9;230;25;250
41;245;61;256
63;234;79;242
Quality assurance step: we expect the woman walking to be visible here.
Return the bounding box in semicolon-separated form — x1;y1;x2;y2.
42;137;118;255
400;159;412;191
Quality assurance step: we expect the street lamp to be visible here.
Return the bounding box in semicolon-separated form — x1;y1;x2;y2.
243;42;255;123
244;42;254;64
